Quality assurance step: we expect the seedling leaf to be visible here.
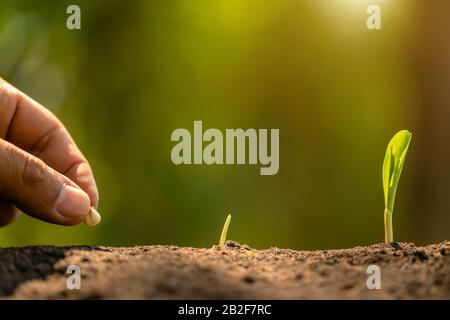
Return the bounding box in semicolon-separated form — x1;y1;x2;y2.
382;130;411;242
219;214;231;246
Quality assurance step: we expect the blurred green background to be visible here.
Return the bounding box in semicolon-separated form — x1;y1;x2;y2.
0;0;448;249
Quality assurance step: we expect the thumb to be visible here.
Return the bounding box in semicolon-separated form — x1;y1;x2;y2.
0;138;91;225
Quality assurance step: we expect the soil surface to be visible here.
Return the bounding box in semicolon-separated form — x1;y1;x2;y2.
0;241;448;299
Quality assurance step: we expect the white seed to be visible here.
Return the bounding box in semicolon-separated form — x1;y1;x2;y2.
84;207;101;227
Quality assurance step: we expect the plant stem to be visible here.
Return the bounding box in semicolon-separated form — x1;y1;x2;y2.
384;208;393;243
219;214;231;246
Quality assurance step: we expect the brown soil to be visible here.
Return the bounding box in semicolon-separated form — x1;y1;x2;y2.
0;241;448;299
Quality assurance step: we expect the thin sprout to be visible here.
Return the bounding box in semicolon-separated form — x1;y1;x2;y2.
219;214;231;246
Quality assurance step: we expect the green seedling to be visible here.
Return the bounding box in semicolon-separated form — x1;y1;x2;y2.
219;214;231;246
382;130;412;243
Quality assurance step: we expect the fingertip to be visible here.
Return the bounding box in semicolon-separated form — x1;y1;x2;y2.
55;184;91;222
86;180;99;209
65;161;99;208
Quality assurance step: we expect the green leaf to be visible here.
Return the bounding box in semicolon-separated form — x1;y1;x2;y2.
382;130;412;213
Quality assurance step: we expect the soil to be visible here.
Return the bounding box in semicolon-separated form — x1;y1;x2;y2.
0;241;448;299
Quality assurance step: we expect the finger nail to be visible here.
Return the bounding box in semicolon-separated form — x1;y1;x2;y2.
56;184;90;218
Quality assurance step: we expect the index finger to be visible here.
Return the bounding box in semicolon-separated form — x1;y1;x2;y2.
0;78;99;207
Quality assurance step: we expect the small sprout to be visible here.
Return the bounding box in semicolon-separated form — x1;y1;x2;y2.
382;130;412;243
219;214;231;247
84;207;101;227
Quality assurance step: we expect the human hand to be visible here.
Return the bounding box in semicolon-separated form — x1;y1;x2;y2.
0;78;99;227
